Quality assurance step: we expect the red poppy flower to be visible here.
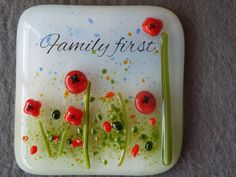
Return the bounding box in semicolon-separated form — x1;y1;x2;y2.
23;99;42;117
64;70;88;94
142;17;163;36
64;106;83;126
134;91;157;114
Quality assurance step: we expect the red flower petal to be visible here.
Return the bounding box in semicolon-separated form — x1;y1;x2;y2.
23;99;42;117
64;106;83;126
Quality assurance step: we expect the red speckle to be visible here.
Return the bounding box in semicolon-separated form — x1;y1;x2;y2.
71;138;83;148
22;136;29;142
64;106;83;126
131;144;139;157
53;135;60;141
142;17;163;36
104;91;115;99
149;117;157;125
134;91;157;114
23;99;42;117
30;145;38;155
103;121;112;133
64;70;88;94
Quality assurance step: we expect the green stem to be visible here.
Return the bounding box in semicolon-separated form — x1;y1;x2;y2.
57;124;69;157
161;32;172;166
117;92;129;167
38;121;52;157
83;81;91;169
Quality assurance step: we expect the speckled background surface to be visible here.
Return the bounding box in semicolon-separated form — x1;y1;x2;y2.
0;0;235;177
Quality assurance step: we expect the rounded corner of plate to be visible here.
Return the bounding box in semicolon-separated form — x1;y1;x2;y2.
15;155;32;175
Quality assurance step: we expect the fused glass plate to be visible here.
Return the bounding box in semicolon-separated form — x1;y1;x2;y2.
15;5;184;175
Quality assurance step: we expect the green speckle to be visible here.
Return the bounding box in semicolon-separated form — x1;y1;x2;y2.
96;113;102;121
48;135;53;141
93;151;99;156
92;50;96;54
89;96;95;102
140;134;148;140
108;133;113;140
102;159;108;165
131;126;138;133
115;137;121;142
111;79;115;84
102;133;108;140
90;129;96;135
101;68;107;74
111;104;120;112
77;127;83;134
124;68;128;72
108;114;117;120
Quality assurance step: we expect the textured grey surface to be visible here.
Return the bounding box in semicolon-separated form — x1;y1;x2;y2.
0;0;235;177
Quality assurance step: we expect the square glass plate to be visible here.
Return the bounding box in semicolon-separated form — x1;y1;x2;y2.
15;5;184;175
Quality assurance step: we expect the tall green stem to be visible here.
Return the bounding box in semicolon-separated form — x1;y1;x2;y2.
117;92;129;167
161;32;172;166
38;121;52;157
83;81;91;169
57;125;69;157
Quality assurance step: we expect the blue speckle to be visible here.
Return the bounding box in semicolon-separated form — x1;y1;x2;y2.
128;96;133;99
54;71;57;75
136;28;141;34
39;67;43;72
94;33;100;37
123;77;127;81
88;18;94;24
67;27;80;37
